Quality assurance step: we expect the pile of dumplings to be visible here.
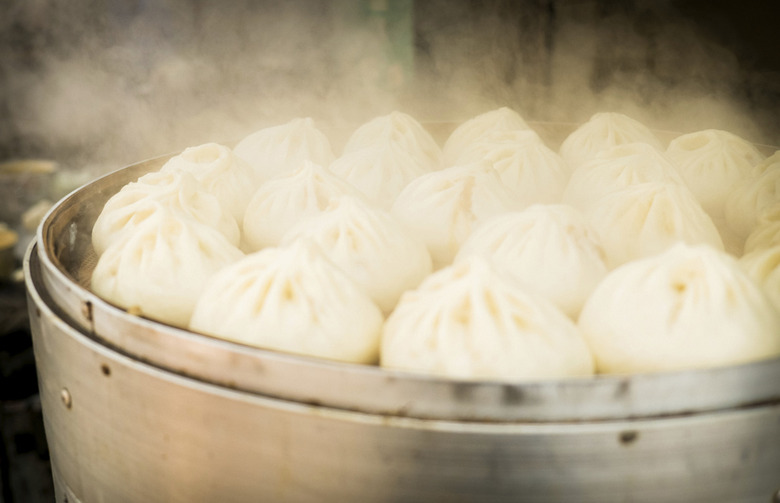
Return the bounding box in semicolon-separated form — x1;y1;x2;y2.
90;109;780;381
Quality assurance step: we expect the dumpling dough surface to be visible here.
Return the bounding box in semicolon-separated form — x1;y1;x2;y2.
559;112;663;169
744;203;780;254
92;169;239;256
739;245;780;313
280;195;432;314
342;111;441;170
190;240;383;364
91;211;244;328
455;130;568;206
579;243;780;374
233;118;335;181
583;182;723;268
665;129;765;219
725;151;780;241
381;257;594;380
329;140;434;209
391;163;517;269
161;142;258;222
456;205;608;318
562;142;685;211
242;161;362;251
442;107;531;166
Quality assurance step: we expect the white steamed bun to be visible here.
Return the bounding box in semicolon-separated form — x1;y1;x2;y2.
665;129;764;219
391;162;517;269
724;151;780;242
342;111;441;170
381;257;595;380
280;195;432;314
91;211;244;327
190;239;383;364
456;205;608;318
454;130;568;206
242;160;362;251
161;142;258;222
579;243;780;374
562;142;685;211
559;112;663;169
92;169;239;256
234;118;335;181
739;245;780;313
744;203;780;254
442;107;531;166
329;140;435;209
583;182;723;268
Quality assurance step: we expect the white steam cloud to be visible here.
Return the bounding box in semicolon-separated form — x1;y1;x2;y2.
4;0;405;172
1;0;777;178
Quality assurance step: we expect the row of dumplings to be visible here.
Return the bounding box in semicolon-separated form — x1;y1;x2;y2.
90;108;780;380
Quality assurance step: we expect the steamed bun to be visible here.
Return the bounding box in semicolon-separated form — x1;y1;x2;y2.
329;140;435;209
391;162;517;269
559;112;663;169
91;211;244;327
454;130;568;206
583;182;723;268
381;257;595;380
161;142;258;222
242;161;362;251
562;142;685;211
579;243;780;374
442;107;531;166
92;169;239;256
456;205;608;318
744;203;780;254
233;118;335;181
189;240;383;364
342;111;441;170
739;245;780;313
280;195;432;314
725;151;780;242
666;129;765;219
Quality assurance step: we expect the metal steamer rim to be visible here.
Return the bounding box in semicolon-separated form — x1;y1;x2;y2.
34;123;780;423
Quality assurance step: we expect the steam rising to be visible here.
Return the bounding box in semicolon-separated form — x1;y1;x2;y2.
1;0;777;177
4;1;403;171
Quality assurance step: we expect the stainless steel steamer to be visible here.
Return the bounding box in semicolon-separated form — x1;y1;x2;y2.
25;125;780;502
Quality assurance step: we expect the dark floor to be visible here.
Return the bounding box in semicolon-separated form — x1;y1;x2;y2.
0;279;55;503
